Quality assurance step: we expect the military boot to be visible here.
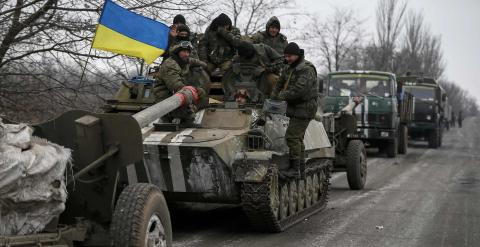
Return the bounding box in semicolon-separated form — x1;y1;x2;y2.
281;159;300;179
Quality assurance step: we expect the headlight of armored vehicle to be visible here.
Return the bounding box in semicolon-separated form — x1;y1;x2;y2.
426;115;432;120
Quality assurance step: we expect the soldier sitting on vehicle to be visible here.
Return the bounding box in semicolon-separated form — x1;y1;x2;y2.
168;24;199;59
198;13;242;75
234;41;284;97
271;42;318;180
251;16;288;55
153;41;208;124
163;15;200;61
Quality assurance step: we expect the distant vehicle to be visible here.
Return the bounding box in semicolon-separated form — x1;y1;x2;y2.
323;71;413;158
397;75;446;148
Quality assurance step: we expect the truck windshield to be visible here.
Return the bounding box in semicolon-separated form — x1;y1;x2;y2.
328;76;392;97
404;86;435;101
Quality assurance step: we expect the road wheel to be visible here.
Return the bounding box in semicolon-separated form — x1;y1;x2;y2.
428;128;439;149
398;125;408;154
346;140;367;190
111;183;172;247
386;138;398;158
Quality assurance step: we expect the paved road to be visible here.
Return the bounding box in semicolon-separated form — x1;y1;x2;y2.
172;117;480;247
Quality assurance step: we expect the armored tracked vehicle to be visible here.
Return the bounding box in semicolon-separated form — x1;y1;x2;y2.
134;63;335;232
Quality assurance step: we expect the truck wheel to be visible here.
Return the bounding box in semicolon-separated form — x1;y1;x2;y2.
346;140;367;190
428;128;439;149
386;138;398;158
111;183;172;247
398;125;408;154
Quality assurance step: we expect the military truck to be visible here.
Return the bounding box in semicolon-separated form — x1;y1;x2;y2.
397;75;446;148
323;71;413;158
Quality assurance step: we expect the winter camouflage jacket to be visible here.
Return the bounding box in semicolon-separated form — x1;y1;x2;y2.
272;58;318;119
153;55;206;102
251;17;288;55
234;43;284;74
198;25;242;65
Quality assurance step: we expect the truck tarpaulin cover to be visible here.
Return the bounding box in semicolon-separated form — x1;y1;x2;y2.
0;120;71;236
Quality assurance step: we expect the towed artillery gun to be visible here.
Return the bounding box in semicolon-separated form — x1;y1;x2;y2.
0;80;202;246
319;94;368;190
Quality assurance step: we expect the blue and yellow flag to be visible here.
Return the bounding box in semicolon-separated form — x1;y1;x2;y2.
92;0;170;64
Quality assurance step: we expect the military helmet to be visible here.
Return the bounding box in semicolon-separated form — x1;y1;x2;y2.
171;41;193;54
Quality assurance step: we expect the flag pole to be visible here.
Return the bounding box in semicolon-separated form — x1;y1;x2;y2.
139;59;145;76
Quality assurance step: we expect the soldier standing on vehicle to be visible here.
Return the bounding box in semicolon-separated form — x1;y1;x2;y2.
272;42;318;179
458;111;463;128
154;41;208;124
235;41;284;97
198;13;242;74
251;16;288;55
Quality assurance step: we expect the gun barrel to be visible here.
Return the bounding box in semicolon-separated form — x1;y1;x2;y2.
133;93;185;128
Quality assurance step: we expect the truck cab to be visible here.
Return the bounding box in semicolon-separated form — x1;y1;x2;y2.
324;70;412;157
397;75;444;148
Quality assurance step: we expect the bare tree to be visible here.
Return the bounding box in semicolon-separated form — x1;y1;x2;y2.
393;9;444;79
369;0;408;71
306;7;365;72
420;33;444;79
439;80;479;117
402;10;425;73
0;0;213;122
221;0;292;36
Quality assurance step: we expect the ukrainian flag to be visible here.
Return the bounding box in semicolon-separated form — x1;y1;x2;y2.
92;0;170;64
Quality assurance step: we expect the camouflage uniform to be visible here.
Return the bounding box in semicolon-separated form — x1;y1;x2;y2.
251;16;288;55
198;25;242;73
272;58;318;162
153;44;208;122
164;25;200;60
234;43;284;96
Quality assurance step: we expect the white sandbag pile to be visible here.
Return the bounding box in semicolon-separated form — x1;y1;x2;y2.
0;119;71;236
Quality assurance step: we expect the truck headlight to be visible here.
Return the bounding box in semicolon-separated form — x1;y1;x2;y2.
426;115;432;120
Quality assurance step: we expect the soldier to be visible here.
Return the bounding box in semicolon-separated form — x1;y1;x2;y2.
168;24;199;59
235;41;284;97
198;13;242;74
272;42;318;180
153;41;208;124
458;111;463;128
164;15;200;61
251;16;288;55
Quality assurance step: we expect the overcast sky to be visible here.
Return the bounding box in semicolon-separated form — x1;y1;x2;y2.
294;0;480;102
